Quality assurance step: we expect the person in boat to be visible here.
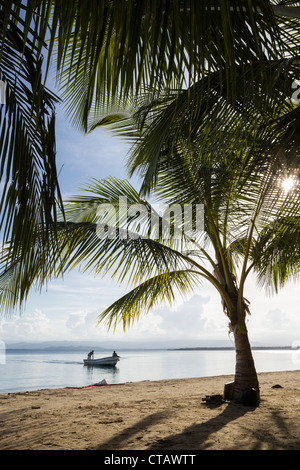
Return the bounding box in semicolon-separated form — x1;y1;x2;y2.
87;350;94;360
112;351;118;357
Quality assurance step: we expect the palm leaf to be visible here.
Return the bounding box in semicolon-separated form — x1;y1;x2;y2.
33;0;289;131
99;269;202;331
251;215;300;291
0;1;62;265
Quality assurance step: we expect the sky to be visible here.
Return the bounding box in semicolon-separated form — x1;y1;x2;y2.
1;92;300;349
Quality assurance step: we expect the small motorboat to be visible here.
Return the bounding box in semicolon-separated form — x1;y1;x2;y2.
83;355;120;367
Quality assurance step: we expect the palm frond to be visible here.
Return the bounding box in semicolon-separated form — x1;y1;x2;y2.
0;177;196;310
0;1;62;264
98;269;202;331
251;215;300;291
29;0;288;131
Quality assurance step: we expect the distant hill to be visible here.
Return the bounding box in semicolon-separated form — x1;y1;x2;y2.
4;338;289;351
5;339;236;351
6;341;107;352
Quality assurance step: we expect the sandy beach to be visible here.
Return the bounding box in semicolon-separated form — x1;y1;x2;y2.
0;370;299;451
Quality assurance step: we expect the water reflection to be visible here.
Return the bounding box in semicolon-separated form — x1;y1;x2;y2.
84;363;120;384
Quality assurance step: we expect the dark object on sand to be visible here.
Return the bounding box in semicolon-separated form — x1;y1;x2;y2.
202;394;224;405
203;386;260;407
224;381;234;400
272;384;283;389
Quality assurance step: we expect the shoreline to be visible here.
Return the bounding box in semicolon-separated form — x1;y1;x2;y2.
0;370;299;450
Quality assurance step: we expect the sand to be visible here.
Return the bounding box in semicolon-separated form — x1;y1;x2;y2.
0;370;299;451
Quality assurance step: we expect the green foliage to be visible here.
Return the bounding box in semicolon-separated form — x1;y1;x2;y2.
0;0;62;265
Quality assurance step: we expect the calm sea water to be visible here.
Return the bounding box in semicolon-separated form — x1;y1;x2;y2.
0;349;299;394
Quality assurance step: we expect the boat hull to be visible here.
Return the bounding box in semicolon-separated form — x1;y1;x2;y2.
83;356;120;367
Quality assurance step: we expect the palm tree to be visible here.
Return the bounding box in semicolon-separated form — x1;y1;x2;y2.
1;94;299;401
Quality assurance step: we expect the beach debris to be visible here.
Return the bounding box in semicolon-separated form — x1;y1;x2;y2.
272;384;283;389
203;388;260;407
93;379;107;386
202;394;224;405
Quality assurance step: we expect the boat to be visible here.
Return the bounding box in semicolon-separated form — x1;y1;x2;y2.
83;355;120;367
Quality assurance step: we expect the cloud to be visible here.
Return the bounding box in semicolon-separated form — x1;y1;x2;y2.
153;294;210;337
265;308;293;330
0;310;61;343
0;292;216;344
0;308;106;344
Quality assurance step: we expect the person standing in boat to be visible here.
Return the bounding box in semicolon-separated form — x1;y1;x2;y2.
87;350;94;360
112;351;118;357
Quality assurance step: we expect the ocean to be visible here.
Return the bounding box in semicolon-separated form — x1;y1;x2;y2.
1;348;299;394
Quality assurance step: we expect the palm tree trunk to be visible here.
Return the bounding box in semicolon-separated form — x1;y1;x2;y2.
215;252;260;404
232;328;260;403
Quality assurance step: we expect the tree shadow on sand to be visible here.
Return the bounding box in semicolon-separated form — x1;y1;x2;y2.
146;403;299;450
146;402;254;450
96;401;299;451
96;403;254;451
96;410;170;450
98;403;299;451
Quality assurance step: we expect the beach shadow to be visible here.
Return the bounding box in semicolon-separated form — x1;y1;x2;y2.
247;409;299;451
96;398;299;451
147;403;299;450
146;402;254;450
96;410;169;450
96;402;253;451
